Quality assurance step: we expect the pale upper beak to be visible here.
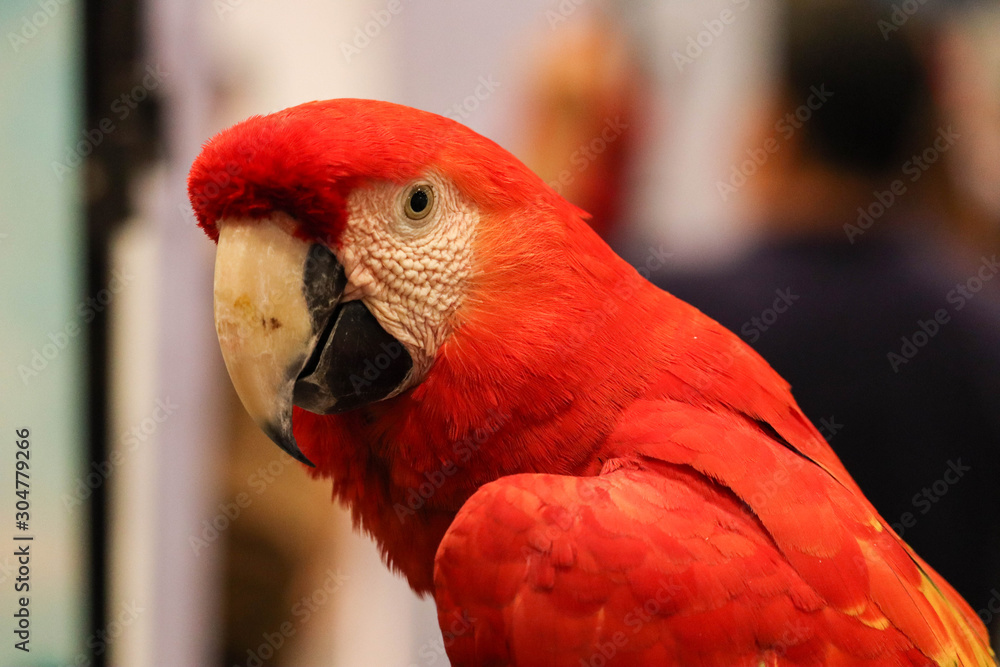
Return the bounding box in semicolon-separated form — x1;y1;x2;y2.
212;215;412;466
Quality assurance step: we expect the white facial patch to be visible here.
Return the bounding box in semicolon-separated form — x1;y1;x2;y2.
338;174;477;387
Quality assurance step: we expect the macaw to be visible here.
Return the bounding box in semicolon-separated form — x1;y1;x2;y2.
189;99;995;666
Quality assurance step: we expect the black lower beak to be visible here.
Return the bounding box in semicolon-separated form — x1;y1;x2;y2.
293;299;413;416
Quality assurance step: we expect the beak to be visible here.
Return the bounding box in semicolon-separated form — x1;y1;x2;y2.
213;217;413;467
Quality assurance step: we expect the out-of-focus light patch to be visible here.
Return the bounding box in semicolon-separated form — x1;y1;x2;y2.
0;0;89;665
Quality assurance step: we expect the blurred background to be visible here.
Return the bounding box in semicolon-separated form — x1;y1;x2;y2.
1;0;998;664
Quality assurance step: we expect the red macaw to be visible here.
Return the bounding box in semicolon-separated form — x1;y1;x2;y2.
189;99;995;666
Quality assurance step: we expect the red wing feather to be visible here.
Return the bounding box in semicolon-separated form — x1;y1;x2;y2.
434;462;935;667
434;396;993;666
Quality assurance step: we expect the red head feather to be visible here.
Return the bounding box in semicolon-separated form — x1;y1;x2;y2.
187;98;578;245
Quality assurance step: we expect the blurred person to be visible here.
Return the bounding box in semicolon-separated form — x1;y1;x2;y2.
519;7;643;240
934;2;1000;254
653;0;1000;645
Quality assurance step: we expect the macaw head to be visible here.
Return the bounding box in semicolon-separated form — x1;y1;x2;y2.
189;99;604;467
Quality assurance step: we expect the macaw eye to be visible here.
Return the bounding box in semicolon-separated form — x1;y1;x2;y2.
404;184;434;221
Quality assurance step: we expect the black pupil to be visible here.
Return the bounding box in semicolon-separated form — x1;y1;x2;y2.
410;189;428;213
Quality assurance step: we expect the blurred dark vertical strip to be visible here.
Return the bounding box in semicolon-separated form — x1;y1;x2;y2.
82;1;109;664
84;0;159;663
